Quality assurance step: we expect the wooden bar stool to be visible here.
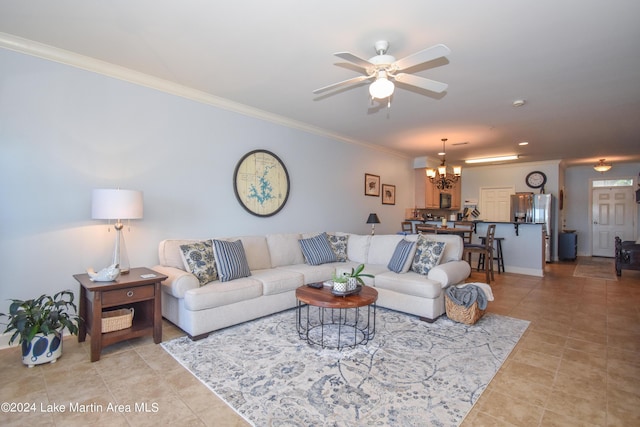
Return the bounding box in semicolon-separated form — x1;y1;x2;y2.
477;237;505;273
463;224;496;283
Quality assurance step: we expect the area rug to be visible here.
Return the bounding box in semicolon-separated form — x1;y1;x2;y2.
573;256;617;280
162;308;529;426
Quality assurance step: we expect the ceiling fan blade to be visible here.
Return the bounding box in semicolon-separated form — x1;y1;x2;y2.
334;52;374;70
393;44;451;71
312;75;373;94
394;73;448;93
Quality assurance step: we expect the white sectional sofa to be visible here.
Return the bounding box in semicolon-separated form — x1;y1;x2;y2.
153;232;471;339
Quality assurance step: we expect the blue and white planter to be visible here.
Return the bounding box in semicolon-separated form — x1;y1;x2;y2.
21;332;63;368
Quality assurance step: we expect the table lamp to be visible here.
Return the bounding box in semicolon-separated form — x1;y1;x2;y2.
91;189;143;274
366;213;380;235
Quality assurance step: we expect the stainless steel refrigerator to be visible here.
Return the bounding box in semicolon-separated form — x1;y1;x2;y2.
510;193;553;262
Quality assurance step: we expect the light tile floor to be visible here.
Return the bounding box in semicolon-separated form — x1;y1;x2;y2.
1;259;638;426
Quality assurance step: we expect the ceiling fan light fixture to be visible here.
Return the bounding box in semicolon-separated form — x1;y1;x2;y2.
593;159;612;173
369;72;395;99
465;155;519;164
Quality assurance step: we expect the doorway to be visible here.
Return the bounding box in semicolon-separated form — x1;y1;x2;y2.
479;186;514;221
591;181;636;257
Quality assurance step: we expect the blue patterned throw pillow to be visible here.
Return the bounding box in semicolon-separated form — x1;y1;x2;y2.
411;237;446;275
387;239;417;273
299;232;338;265
327;234;348;262
179;240;217;286
212;239;251;282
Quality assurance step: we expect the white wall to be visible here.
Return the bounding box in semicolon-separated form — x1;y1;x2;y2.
0;49;414;307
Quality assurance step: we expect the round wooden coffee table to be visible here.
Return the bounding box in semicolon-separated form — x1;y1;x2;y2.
295;284;378;350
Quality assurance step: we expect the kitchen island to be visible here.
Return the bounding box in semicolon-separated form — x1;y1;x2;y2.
405;219;546;277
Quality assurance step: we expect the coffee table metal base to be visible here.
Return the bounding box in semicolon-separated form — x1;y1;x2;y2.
296;301;376;350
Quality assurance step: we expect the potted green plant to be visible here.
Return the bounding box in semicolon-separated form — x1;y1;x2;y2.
348;264;374;286
0;290;81;367
333;264;374;292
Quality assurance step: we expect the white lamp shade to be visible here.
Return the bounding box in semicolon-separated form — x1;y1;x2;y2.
92;189;143;220
369;77;395;99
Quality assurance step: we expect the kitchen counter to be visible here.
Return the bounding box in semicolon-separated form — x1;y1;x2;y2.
405;219;546;277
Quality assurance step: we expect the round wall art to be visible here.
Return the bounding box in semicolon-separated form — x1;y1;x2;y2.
233;149;290;217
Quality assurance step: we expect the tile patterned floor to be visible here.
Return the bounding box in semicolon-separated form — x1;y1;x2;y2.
1;259;638;426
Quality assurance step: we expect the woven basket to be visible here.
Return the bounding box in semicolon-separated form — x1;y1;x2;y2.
445;295;485;325
101;308;134;333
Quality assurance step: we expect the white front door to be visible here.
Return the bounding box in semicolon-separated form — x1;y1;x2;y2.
479;187;514;221
592;186;635;257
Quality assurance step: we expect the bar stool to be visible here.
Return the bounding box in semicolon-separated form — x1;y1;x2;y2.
478;237;505;273
463;224;496;283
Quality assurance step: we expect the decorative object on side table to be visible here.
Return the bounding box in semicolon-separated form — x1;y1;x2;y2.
0;291;80;367
233;149;290;217
92;188;144;274
86;263;120;282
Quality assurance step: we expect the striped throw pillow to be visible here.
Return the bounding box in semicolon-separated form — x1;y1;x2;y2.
299;232;338;266
212;239;251;282
387;239;417;273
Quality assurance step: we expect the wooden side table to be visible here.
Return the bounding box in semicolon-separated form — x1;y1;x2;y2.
73;267;167;362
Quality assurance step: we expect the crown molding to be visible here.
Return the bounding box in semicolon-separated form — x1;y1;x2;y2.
0;32;407;159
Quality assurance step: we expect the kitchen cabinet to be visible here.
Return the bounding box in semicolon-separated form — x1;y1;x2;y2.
425;179;439;208
425;177;461;210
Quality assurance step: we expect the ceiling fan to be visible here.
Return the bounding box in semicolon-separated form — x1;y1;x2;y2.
313;40;451;100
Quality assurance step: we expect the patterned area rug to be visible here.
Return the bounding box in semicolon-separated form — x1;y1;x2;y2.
162;308;529;426
573;256;617;280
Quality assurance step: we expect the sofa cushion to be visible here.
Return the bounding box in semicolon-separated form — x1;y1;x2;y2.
346;234;371;263
327;234;349;262
277;263;335;284
299;232;338;265
179;240;218;286
266;233;304;267
250;269;304;296
374;271;443;299
411;237;446;275
368;235;404;265
212;239;252;282
183;278;263;311
387;239;417;274
159;239;204;270
233;235;272;270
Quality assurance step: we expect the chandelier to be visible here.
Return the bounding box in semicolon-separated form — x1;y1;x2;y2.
593;158;612;173
426;138;461;190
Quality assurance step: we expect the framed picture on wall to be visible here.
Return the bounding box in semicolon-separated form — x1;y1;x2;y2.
233;149;290;217
364;173;380;197
382;184;396;205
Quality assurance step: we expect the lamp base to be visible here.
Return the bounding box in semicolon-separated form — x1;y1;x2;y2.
112;223;131;274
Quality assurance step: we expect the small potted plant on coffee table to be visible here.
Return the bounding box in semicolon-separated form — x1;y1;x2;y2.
348;264;374;286
0;290;81;367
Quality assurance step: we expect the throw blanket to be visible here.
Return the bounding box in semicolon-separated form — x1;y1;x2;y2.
446;284;488;310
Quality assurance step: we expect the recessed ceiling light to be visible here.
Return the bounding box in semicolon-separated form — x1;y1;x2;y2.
465;155;519;164
512;99;526;107
518;141;529;146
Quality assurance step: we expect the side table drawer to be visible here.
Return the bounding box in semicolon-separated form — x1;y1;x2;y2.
102;284;155;306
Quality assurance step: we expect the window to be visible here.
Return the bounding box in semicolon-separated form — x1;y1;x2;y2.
592;179;633;187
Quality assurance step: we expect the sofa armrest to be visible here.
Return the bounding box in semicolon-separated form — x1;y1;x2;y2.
152;265;199;299
427;260;471;287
